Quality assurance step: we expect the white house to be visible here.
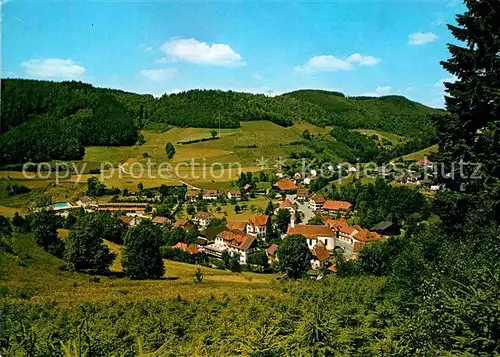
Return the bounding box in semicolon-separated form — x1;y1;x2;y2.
193;211;215;229
311;242;330;270
246;214;269;240
286;224;336;251
278;199;296;214
185;190;199;203
207;230;258;264
227;189;242;201
202;189;218;201
309;194;326;211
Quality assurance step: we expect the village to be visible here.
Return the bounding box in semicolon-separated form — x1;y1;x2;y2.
39;159;425;276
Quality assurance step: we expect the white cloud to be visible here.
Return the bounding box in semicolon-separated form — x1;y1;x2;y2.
295;53;380;73
160;38;245;67
139;68;179;81
295;55;354;73
434;75;457;88
408;32;438;45
252;73;263;80
346;53;380;66
361;86;393;97
21;58;86;80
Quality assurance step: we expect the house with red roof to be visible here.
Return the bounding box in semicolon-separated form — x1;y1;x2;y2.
173;242;199;255
286;224;336;250
296;188;309;201
119;215;136;227
152;216;169;225
173;219;189;230
202;189;219;201
415;157;433;168
193;211;215;230
322;200;353;216
265;243;278;264
226;221;248;232
331;221;382;254
273;178;298;192
246;214;269;239
185;189;199;203
311;242;330;270
204;229;258;264
278;199;296;214
309;194;326;211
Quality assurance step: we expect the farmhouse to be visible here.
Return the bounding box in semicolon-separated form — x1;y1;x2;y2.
322;200;353;216
152;216;169;225
309;194;326;211
202;189;219;201
286;224;336;250
278;199;296;214
246;214;269;239
77;196;97;208
173;219;189;230
296;188;309;201
311;242;330;270
173;242;199;255
205;230;258;264
332;223;382;254
227;189;242;201
119;215;136;227
193;211;215;229
273;178;298;192
185;190;199;203
265;243;278;264
226;221;248;232
415;157;433;168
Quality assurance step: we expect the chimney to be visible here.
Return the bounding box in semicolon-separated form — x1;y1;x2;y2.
290;213;295;228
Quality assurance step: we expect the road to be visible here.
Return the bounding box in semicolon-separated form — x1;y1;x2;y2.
287;194;315;223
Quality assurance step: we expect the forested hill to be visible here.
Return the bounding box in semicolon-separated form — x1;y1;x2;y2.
0;79;150;164
1;79;443;164
281;89;442;140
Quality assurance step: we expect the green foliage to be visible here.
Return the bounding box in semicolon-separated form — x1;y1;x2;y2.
123;220;164;279
165;142;175;159
247;249;269;271
275;209;291;234
277;235;312;279
29;211;64;257
194;268;203;283
284;89;440;140
228;255;242;272
64;213;117;271
0;79;140;164
334;178;429;228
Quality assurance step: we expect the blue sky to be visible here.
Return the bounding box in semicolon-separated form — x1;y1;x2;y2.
2;0;465;108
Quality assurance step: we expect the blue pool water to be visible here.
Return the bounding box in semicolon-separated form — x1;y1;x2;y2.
53;203;71;209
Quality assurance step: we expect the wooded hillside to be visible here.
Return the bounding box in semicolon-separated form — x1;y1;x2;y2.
0;79;443;164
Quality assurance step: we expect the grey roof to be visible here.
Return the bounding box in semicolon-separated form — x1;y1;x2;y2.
370;221;394;231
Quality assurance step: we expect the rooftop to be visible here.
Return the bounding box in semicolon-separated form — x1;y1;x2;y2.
286;225;335;239
323;200;353;211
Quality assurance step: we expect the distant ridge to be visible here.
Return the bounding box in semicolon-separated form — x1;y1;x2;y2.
0;79;444;164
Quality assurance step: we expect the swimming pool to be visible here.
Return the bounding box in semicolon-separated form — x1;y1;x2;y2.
53;203;72;210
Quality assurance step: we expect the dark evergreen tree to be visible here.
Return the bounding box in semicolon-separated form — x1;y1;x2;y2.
433;0;500;225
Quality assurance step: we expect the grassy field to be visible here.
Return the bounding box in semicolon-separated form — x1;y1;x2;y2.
84;121;330;168
0;233;280;306
179;196;275;222
354;129;407;144
403;144;438;161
